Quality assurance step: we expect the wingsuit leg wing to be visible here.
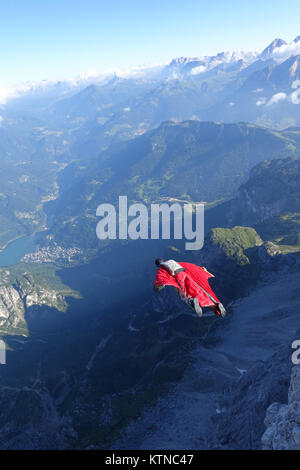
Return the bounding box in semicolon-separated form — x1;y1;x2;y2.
179;262;226;316
154;261;226;318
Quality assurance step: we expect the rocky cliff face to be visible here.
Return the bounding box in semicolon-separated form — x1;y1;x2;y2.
0;238;299;449
0;379;77;449
111;258;300;450
262;366;300;450
0;265;79;335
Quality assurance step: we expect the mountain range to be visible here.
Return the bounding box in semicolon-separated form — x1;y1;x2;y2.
40;120;300;253
0;36;300;450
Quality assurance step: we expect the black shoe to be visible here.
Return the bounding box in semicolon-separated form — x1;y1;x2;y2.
191;298;203;317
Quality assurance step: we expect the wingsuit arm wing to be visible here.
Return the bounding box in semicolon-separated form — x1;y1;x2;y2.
154;267;179;291
201;267;215;277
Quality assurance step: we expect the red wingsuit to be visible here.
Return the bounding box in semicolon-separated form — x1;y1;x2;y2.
154;262;221;313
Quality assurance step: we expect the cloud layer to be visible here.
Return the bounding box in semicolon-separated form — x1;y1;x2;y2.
272;41;300;62
266;92;287;106
0;84;21;105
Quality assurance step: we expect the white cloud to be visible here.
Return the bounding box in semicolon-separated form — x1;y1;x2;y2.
266;92;287;106
252;88;264;93
229;102;235;107
123;106;131;112
77;69;99;80
0;83;21;105
0;61;169;106
256;97;266;106
258;84;300;106
106;61;168;79
272;42;300;62
190;65;207;75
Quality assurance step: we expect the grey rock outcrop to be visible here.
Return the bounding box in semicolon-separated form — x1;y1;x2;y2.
262;366;300;450
0;377;77;449
0;267;78;334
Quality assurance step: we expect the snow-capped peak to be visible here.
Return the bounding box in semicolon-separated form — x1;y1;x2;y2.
259;38;287;59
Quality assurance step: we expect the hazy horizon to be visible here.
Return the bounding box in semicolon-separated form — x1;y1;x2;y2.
1;0;300;86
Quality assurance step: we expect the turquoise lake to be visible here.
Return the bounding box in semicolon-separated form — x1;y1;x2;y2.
0;235;37;267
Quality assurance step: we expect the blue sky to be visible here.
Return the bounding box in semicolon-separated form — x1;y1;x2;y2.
1;0;300;85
